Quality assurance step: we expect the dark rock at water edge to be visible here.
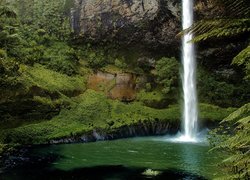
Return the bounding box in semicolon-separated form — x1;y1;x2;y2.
49;120;180;144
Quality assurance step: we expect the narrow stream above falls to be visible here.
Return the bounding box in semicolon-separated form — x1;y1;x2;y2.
1;136;224;180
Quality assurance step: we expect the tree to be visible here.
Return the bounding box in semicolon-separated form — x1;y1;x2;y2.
155;57;179;95
0;5;20;84
0;6;20;51
15;0;72;40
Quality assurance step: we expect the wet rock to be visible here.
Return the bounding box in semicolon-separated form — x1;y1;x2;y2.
87;71;139;101
48;120;180;144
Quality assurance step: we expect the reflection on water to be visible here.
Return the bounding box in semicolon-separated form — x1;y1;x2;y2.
1;136;224;179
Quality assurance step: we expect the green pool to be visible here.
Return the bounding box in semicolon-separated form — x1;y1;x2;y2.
1;136;224;180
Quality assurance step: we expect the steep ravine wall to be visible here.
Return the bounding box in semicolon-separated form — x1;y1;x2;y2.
71;0;181;51
71;0;246;66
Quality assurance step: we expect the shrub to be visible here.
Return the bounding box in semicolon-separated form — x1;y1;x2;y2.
155;57;179;95
42;42;78;75
0;49;7;59
197;68;250;107
114;58;127;69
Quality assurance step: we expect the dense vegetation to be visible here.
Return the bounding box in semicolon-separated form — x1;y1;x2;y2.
0;0;249;179
189;0;250;178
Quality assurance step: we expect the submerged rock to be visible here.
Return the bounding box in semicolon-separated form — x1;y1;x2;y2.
142;169;162;177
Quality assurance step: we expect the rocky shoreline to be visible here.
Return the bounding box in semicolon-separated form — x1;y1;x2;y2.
48;120;180;144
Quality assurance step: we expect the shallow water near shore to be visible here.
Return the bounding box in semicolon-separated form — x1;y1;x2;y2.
1;136;224;180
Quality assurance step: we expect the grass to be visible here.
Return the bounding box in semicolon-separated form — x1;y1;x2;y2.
0;90;235;145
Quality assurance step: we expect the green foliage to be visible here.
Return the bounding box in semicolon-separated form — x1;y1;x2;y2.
184;0;250;79
0;49;7;59
199;103;236;123
187;2;250;177
197;68;250;107
0;144;5;155
42;42;78;75
0;90;233;145
185;0;250;41
186;19;250;42
209;103;250;179
15;0;72;40
19;64;86;93
155;57;179;95
136;90;166;108
0;90;175;144
223;103;250;122
114;58;128;69
76;45;117;69
232;44;250;80
214;0;250;17
0;1;77;71
86;51;107;68
0;5;20;52
0;6;17;18
0;143;18;157
0;57;20;87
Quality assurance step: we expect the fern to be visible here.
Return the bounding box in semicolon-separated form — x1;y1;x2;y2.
210;104;250;179
232;45;250;79
214;0;250;17
188;19;250;42
180;0;250;80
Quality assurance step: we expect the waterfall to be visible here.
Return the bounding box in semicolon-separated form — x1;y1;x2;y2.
181;0;198;141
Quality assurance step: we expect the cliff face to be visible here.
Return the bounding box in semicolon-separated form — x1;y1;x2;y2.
71;0;245;59
71;0;181;50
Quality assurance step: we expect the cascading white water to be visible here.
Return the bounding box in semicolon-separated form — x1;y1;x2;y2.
181;0;198;141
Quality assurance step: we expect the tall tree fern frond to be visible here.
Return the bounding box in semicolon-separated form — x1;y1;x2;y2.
192;1;250;179
178;0;250;79
233;45;250;65
214;0;250;18
232;45;250;79
179;0;250;40
222;103;250;123
189;19;250;42
211;104;250;179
